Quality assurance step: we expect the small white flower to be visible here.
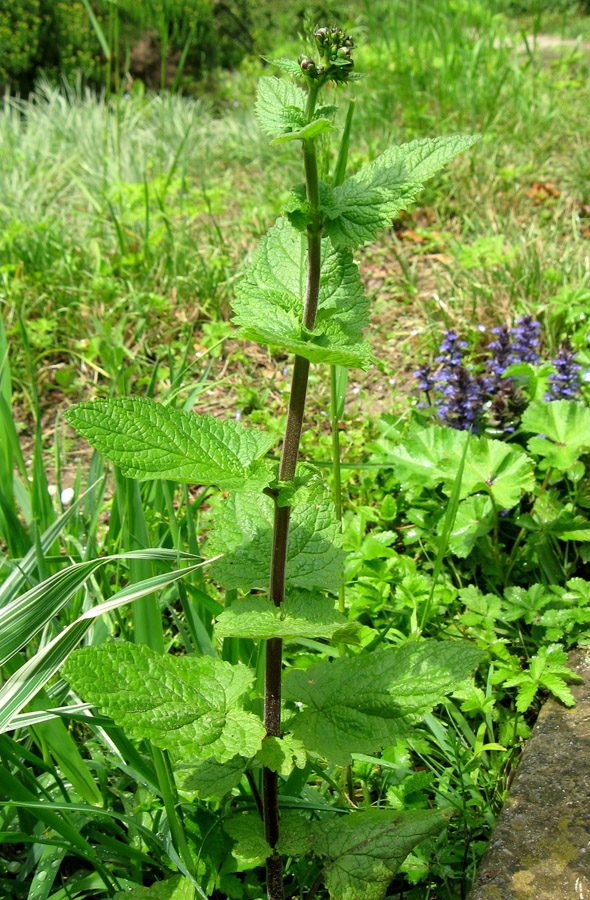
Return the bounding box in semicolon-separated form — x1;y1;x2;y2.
352;385;361;394
389;377;396;386
61;488;75;505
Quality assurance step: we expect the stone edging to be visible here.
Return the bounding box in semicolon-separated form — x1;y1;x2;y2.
469;649;590;899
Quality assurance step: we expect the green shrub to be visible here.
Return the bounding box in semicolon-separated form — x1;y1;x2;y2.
0;0;43;93
0;0;257;95
0;0;103;93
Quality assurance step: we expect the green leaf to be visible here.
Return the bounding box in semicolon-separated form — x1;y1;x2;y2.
0;548;199;667
255;735;307;775
0;556;209;734
64;643;265;763
374;424;466;492
232;217;374;369
181;756;247;798
461;438;535;508
114;876;194;900
446;495;494;558
208;470;346;592
503;584;552;623
312;808;453;900
275;813;317;856
215;590;347;640
382;426;534;507
272;118;335;146
255;76;307;137
522;400;590;471
501;644;579;711
260;57;303;78
322;136;479;249
283;640;484;764
64;397;275;490
224;814;272;868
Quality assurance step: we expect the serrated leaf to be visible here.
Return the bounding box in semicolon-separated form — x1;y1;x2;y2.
208;471;346;592
224;814;271;868
261;57;303;77
255;735;307;775
544;511;590;541
541;672;575;707
181;756;247;798
215;590;347;640
521;400;590;471
313;808;453;900
64;643;265;763
232;217;374;369
283;640;484;764
503;584;552;623
322;135;479;249
515;680;538;713
114;877;193;900
255;76;307;137
64;397;275;490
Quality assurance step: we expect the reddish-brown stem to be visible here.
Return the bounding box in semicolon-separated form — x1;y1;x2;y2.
262;82;322;900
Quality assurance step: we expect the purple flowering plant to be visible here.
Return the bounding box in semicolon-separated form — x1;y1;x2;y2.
414;315;583;434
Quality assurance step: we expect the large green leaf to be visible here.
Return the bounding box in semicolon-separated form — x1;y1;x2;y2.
521;400;590;471
64;397;275;490
232;217;374;369
318;136;479;249
181;756;247;798
379;425;534;507
312;808;453;900
214;590;347;640
64;643;265;763
373;424;465;492
254;76;307;137
283;640;484;764
461;438;535;508
208;471;346;592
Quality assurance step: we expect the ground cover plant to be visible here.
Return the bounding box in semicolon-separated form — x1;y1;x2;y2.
2;2;590;899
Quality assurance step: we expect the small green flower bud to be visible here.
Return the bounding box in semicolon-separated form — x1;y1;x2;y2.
299;57;317;75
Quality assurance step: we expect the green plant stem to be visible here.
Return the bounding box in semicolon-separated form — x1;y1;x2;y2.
330;365;345;620
263;82;322;900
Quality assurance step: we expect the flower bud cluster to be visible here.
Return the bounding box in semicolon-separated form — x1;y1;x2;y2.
432;331;488;431
298;25;355;83
544;340;582;400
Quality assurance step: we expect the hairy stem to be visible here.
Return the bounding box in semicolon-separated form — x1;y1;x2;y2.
263;83;322;900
